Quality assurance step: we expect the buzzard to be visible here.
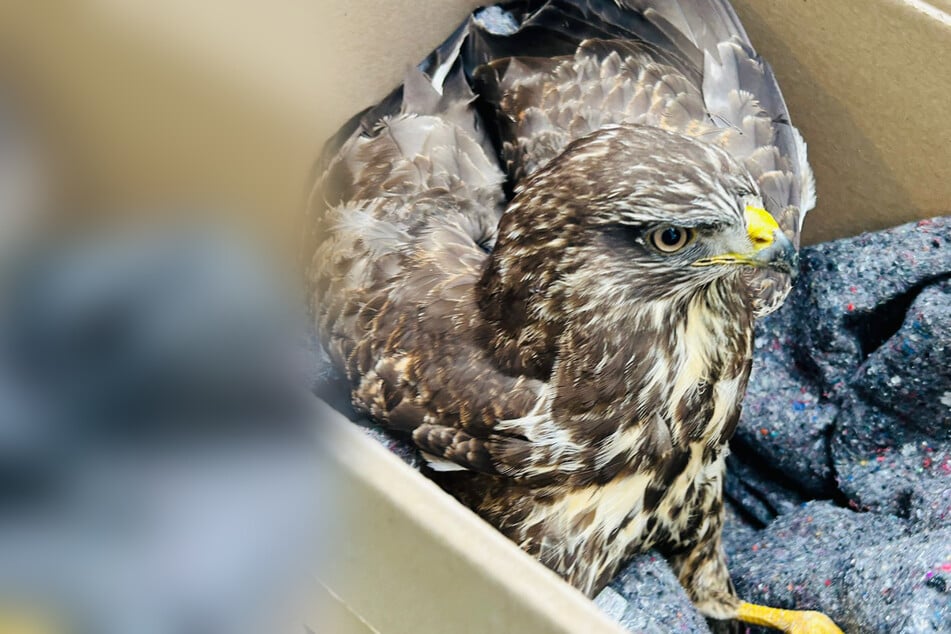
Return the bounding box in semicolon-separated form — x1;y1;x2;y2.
310;1;841;631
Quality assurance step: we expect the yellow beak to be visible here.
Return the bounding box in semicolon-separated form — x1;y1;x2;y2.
744;205;780;251
691;205;797;276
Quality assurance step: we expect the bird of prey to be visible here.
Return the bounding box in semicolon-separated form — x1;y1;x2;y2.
310;1;841;632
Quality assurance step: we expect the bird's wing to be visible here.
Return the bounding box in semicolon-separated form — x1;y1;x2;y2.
453;0;815;231
312;67;566;479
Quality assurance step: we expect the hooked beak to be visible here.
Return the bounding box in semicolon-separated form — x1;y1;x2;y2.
692;205;799;278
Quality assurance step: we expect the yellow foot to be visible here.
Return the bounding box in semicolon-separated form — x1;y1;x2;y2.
737;601;844;634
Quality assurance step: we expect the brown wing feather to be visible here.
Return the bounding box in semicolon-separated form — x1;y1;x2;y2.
312;68;556;477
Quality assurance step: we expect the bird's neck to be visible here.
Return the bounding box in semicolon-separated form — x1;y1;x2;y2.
479;254;754;448
552;277;754;452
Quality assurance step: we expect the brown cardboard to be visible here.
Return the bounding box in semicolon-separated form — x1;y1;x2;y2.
312;403;626;634
1;2;950;633
0;1;487;257
3;1;948;249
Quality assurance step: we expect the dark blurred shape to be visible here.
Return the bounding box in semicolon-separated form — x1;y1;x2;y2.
4;230;310;441
0;227;328;634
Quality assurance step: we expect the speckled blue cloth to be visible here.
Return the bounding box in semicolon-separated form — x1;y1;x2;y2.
578;217;950;633
718;216;951;633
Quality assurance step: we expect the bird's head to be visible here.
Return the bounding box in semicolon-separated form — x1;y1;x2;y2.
486;124;797;310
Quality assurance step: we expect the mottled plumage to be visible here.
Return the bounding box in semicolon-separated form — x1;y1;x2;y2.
309;1;839;631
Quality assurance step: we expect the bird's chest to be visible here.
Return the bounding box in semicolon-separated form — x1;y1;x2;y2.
605;443;726;552
519;444;725;593
644;445;727;550
534;444;724;545
665;300;752;446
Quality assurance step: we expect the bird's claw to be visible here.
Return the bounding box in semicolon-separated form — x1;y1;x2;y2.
783;610;844;634
736;601;844;634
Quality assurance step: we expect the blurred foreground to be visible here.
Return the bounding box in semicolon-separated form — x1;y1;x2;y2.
0;226;337;634
0;85;336;633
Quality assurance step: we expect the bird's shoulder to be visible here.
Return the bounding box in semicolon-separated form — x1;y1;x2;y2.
475;40;712;183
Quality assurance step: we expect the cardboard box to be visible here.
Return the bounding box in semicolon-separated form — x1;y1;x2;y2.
313;403;626;634
1;1;949;632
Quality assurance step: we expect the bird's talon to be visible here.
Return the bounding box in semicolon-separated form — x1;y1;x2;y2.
736;601;844;633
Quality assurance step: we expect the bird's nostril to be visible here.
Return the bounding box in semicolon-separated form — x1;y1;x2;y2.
749;232;775;250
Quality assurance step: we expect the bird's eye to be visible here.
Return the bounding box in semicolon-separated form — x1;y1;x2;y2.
649;226;693;253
